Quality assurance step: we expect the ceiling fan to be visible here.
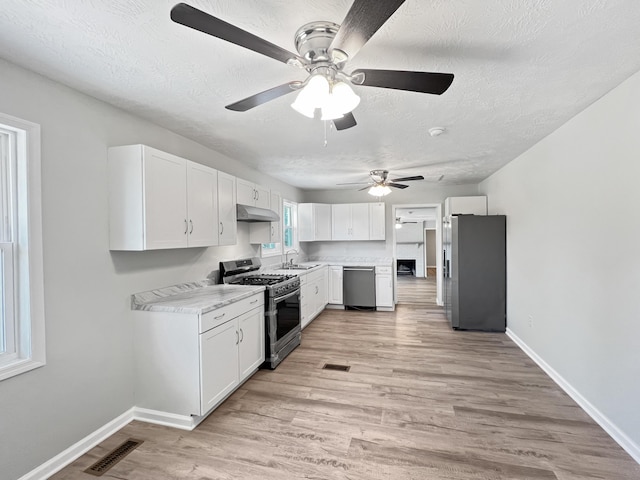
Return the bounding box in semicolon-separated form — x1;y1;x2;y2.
338;169;426;196
170;1;454;130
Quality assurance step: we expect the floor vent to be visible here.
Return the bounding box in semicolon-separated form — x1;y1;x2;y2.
323;363;350;372
84;438;144;476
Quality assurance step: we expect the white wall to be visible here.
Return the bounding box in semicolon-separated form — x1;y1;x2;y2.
0;58;303;480
480;69;640;459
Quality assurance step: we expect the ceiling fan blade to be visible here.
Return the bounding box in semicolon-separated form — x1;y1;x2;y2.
329;0;406;62
225;82;302;112
390;175;425;182
358;185;372;191
333;112;357;131
387;183;409;189
351;69;454;94
337;182;371;185
171;3;305;66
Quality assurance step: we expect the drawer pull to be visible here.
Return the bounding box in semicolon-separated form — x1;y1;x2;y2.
250;299;259;304
214;312;226;320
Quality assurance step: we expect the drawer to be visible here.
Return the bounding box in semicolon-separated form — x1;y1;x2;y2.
200;292;264;333
375;265;392;274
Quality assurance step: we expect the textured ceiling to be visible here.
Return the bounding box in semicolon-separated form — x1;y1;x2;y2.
1;1;640;189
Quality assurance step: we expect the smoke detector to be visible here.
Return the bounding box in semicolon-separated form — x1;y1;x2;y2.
429;127;445;137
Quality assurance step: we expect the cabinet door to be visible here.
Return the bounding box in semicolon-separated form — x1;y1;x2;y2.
328;266;343;304
350;204;370;240
331;204;351;240
298;204;314;241
315;204;332;241
269;191;281;243
143;148;188;249
317;268;328;311
187;162;218;247
217;171;237;246
369;203;386;241
300;275;313;329
200;320;239;415
238;307;265;380
236;178;256;206
254;184;270;209
375;273;394;307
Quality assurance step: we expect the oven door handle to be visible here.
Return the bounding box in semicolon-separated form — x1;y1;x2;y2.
274;289;300;303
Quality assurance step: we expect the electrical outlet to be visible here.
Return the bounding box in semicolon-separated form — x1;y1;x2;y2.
528;315;533;328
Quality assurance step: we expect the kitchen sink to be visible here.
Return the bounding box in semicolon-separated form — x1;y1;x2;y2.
280;263;319;270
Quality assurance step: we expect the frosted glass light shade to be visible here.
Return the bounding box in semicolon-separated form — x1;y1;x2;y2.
331;81;360;113
291;75;330;118
368;185;392;197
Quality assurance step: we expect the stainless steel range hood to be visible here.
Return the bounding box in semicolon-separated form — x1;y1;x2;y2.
236;204;280;222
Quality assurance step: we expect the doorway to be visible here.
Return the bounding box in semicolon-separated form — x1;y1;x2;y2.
392;204;442;306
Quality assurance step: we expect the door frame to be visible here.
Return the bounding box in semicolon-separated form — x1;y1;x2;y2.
392;203;443;306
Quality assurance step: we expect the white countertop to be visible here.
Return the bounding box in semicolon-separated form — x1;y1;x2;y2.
131;281;265;314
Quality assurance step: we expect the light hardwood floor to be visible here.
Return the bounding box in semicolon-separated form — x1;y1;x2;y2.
396;274;438;307
51;300;639;479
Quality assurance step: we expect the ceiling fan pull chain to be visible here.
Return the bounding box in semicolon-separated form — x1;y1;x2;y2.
323;120;328;147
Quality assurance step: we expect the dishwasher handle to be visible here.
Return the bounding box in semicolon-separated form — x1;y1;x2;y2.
343;267;375;272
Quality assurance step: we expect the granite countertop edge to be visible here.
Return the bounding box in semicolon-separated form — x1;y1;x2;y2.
131;280;265;315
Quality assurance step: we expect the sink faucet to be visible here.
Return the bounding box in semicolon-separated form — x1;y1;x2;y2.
285;249;299;266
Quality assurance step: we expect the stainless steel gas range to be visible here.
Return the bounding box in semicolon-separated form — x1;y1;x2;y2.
220;257;301;369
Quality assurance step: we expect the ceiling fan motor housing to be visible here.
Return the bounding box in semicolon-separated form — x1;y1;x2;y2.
294;21;341;65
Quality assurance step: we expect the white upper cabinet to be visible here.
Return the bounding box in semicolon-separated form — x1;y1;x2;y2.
332;203;370;241
186;162;219;248
108;145;220;250
369;202;386;240
237;178;270;209
217;171;237;246
249;191;282;244
299;203;332;241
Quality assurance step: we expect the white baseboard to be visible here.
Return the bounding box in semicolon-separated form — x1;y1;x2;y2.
133;407;198;431
506;328;640;465
18;408;135;480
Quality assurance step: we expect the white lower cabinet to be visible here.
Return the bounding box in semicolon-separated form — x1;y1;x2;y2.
300;267;328;329
328;266;343;305
375;265;394;310
135;292;264;419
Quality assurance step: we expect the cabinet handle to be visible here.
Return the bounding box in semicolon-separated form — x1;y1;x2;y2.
271;225;274;236
315;286;319;294
250;299;259;304
189;219;194;234
235;330;239;345
214;312;226;320
184;219;188;234
219;222;224;235
239;328;244;342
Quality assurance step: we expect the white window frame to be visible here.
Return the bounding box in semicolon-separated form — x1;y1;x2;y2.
282;200;299;254
0;113;45;381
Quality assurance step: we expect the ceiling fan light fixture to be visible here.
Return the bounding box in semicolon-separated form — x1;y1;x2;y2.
368;184;392;197
331;80;360;113
291;74;330;117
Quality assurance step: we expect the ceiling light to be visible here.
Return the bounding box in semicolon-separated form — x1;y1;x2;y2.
292;74;360;119
368;184;392;197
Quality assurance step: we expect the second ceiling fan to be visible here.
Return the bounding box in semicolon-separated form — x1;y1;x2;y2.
170;1;454;130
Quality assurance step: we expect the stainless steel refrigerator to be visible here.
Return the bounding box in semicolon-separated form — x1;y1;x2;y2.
443;215;506;331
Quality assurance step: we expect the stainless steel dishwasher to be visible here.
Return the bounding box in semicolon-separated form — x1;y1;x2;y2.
343;266;376;309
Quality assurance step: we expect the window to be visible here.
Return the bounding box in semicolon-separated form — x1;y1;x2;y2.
0;113;45;381
283;200;298;252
